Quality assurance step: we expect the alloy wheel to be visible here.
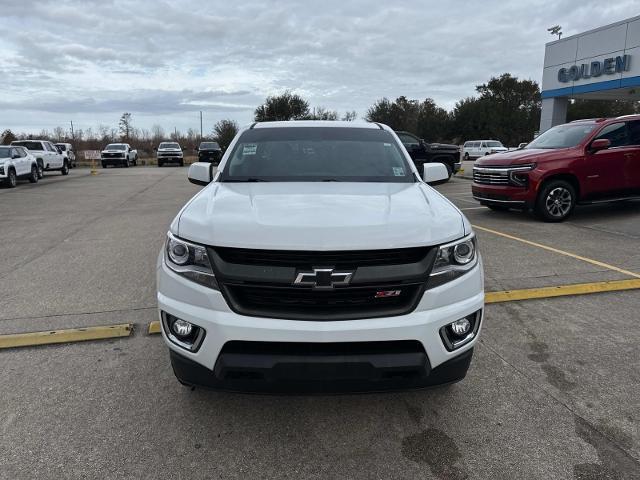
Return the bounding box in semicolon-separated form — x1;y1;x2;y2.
545;187;572;218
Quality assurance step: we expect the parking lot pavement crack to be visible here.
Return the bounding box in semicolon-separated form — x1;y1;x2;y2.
478;339;640;471
0;305;156;323
0;170;175;282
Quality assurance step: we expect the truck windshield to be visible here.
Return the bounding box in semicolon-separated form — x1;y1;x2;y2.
525;124;596;149
220;127;414;183
199;142;220;149
106;144;126;150
160;143;180;149
486;141;503;147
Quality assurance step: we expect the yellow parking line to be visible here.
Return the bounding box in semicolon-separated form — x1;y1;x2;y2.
486;279;640;303
0;323;132;350
473;225;640;279
148;321;161;335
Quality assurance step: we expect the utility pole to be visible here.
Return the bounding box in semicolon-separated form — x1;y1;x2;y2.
70;120;74;140
174;126;177;139
200;111;203;140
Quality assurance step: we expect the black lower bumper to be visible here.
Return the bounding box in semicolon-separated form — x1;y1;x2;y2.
170;342;473;394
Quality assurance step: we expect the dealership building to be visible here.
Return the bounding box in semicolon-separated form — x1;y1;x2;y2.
540;15;640;132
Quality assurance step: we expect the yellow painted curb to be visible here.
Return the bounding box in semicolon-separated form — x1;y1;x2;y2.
0;323;133;350
486;279;640;304
148;321;161;335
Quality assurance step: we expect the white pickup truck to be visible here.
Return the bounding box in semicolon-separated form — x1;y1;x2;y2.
101;143;138;168
157;121;484;393
11;139;68;177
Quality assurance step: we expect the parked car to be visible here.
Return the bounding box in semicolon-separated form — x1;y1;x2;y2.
101;143;137;168
157;121;484;393
196;141;222;165
156;142;184;167
0;146;39;187
11;139;68;177
472;116;640;221
55;143;76;168
463;140;508;160
395;131;461;180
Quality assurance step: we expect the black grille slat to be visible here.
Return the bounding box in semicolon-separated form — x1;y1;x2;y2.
221;283;423;321
214;247;429;267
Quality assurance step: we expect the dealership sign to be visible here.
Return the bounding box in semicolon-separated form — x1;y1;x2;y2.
558;54;631;82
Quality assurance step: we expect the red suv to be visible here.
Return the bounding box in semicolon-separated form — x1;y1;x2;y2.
472;116;640;221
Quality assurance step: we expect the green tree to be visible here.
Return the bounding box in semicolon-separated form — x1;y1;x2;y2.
255;91;310;121
366;97;451;141
472;73;541;145
119;112;133;140
213;119;239;150
567;99;640;121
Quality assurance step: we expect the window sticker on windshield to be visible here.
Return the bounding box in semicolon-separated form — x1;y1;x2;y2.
384;143;392;147
242;144;257;155
393;167;405;176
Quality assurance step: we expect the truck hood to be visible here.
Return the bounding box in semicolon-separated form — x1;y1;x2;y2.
475;148;571;166
176;182;465;250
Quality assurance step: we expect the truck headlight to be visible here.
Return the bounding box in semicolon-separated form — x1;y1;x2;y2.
508;164;536;187
428;234;478;288
164;232;219;289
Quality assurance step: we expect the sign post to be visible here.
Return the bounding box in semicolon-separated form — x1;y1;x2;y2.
83;150;101;176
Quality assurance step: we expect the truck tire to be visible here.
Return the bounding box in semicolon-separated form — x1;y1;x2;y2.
123;159;129;168
29;164;39;183
464;152;470;161
535;179;576;222
180;160;184;167
36;159;44;179
158;161;163;167
6;168;17;188
61;160;69;176
102;162;107;168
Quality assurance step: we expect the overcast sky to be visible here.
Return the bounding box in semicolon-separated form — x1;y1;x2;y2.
0;0;636;136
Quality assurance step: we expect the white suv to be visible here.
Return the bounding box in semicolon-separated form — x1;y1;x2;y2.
11;140;69;176
157;121;484;393
462;140;508;160
0;146;39;187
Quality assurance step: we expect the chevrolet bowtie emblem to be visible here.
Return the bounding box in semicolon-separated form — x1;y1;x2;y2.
293;268;353;289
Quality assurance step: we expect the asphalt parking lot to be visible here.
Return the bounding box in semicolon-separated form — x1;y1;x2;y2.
1;168;639;480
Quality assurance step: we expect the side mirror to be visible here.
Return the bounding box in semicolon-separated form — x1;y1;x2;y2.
423;163;449;184
590;138;611;152
188;162;214;186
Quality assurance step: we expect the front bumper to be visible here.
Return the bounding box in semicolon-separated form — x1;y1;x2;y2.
472;184;534;208
157;254;484;392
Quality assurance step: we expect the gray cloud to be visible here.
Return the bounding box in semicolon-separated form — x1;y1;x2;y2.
0;0;637;133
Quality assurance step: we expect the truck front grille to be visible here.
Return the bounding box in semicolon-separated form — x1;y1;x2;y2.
473;168;510;185
209;247;436;321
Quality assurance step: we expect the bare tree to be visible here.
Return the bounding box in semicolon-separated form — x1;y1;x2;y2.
119;112;133;140
342;111;357;121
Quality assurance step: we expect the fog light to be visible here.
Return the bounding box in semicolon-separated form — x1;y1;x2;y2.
439;310;482;351
161;312;205;352
172;318;193;338
450;318;471;336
